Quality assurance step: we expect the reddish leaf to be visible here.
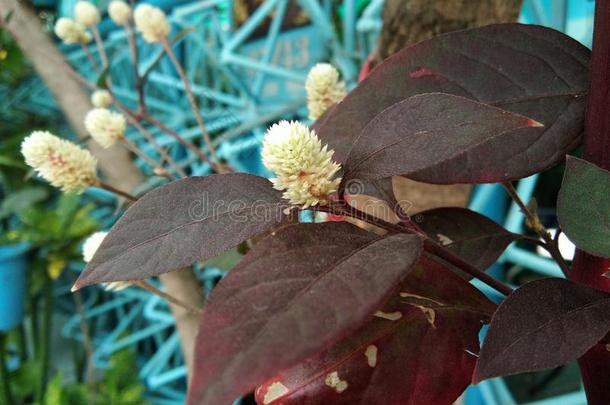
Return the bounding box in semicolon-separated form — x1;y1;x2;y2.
417;207;520;270
342;93;542;183
474;278;610;382
316;24;589;184
254;257;496;405
187;222;423;405
75;174;288;288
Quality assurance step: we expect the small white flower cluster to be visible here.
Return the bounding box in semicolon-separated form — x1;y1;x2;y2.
305;63;347;120
108;0;131;26
21;131;98;193
74;1;100;27
134;4;170;43
54;17;91;45
82;232;130;292
90;89;112;108
262;121;341;208
85;108;126;148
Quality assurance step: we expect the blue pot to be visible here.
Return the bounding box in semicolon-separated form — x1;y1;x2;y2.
0;242;29;331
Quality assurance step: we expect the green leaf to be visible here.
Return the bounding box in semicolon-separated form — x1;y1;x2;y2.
96;66;110;89
557;156;610;258
0;187;49;220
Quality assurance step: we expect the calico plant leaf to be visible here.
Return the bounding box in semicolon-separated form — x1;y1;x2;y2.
254;257;496;405
315;24;589;184
342;93;543;183
75;174;289;288
187;222;423;405
557;156;610;258
417;207;520;270
474;278;610;382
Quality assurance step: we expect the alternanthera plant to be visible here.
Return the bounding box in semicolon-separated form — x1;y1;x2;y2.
17;0;610;404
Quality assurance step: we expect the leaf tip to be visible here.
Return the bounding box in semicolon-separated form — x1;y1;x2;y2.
70;283;81;292
527;118;544;128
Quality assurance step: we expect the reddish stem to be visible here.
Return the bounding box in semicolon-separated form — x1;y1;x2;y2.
571;1;610;403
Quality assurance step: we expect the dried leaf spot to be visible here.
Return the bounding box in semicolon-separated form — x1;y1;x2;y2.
325;371;348;393
436;233;453;246
411;304;436;327
526;118;544;128
374;310;402;321
409;67;436;79
263;381;289;404
365;345;378;368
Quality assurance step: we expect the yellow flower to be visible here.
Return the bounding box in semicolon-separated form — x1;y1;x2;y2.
134;4;170;43
21;131;98;193
262;121;341;208
74;1;100;27
54;17;91;44
108;1;131;26
84;108;126;148
305;63;347;120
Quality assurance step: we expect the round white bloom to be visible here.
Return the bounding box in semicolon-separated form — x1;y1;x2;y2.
54;17;91;44
21;131;98;193
90;89;112;108
84;108;126;148
108;1;131;25
305;63;347;120
82;231;130;292
74;1;100;27
262;121;341;208
82;231;107;263
134;4;170;43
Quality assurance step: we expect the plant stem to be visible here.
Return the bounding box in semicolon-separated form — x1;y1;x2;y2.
502;182;571;277
36;275;53;403
91;26;109;69
70;274;96;405
80;43;99;73
0;333;14;405
124;22;146;112
119;137;176;180
133;280;202;315
95;180;138;202
160;39;222;168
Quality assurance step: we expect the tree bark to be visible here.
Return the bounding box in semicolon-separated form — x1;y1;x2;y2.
374;0;523;212
0;0;202;377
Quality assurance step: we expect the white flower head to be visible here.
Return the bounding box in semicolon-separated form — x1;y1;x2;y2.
134;4;170;43
82;231;130;291
74;1;100;27
108;0;131;25
90;89;112;108
262;121;341;208
54;17;91;44
21;131;98;193
305;63;347;120
84;108;126;148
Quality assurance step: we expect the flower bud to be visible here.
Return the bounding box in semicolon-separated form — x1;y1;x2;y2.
54;17;91;44
305;63;347;120
21;131;98;193
262;121;341;208
108;0;131;25
74;1;100;27
82;231;130;292
84;108;126;148
134;4;170;43
90;89;112;108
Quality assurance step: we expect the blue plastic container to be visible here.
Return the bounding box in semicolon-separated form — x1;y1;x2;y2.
0;242;29;331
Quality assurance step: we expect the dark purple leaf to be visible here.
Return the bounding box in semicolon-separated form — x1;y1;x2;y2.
254;257;496;405
557;156;610;258
474;278;610;382
187;222;423;405
417;207;520;270
342;93;542;183
316;24;589;184
75;174;288;288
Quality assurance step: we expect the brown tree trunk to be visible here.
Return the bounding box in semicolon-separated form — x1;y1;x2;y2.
374;0;523;212
0;0;202;377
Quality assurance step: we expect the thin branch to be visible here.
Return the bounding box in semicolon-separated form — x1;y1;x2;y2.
119;137;175;180
160;38;223;169
502;182;571;276
133;280;202;315
91;26;109;68
124;22;145;112
80;43;99;73
95;180;138;202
